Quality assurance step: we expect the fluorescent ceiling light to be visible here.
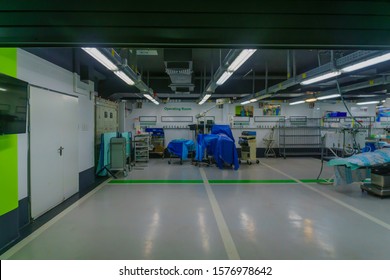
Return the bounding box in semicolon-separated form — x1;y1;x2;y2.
0;87;6;91
143;94;159;105
300;71;341;85
289;100;305;105
305;98;318;102
216;71;233;85
143;94;154;101
249;98;257;102
82;48;118;71
241;101;251;105
114;71;135;85
341;53;390;72
356;100;380;105
198;94;212;105
227;49;257;72
317;94;341;100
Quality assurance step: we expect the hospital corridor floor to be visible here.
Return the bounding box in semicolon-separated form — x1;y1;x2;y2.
2;157;390;260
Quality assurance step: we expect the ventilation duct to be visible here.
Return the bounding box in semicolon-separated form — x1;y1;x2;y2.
164;49;194;94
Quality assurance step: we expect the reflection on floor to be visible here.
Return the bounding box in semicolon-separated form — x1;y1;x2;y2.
2;158;390;260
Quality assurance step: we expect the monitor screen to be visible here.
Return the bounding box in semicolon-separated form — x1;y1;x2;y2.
0;74;28;135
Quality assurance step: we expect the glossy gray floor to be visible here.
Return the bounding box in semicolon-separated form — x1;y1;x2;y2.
3;158;390;260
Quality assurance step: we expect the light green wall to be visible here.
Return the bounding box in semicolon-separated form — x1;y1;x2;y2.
0;48;17;77
0;48;18;216
0;135;18;215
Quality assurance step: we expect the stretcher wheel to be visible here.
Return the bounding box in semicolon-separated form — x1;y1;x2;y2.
168;160;171;164
180;160;183;165
239;160;241;164
256;160;260;164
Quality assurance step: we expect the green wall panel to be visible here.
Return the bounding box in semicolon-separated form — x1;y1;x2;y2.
0;48;17;78
0;135;18;216
0;48;18;216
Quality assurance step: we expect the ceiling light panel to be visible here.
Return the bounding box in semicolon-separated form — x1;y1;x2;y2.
289;100;305;105
356;100;380;105
114;71;135;85
227;49;257;72
341;53;390;72
317;94;341;100
216;71;233;85
82;48;118;71
300;71;341;85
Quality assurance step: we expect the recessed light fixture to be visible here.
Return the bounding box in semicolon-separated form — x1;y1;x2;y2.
305;98;318;102
0;87;6;91
241;101;251;105
249;99;257;102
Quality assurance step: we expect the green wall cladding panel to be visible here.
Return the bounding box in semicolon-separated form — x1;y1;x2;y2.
0;48;18;216
0;48;17;78
0;135;18;216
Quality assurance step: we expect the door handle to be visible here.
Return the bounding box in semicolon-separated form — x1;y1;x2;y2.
58;146;64;156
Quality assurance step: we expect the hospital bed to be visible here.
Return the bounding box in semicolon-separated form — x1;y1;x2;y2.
328;149;390;197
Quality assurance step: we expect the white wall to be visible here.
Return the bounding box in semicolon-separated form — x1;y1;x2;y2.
124;101;277;147
17;49;95;200
123;99;378;150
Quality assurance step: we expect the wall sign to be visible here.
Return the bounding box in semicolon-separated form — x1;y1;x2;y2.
164;107;192;111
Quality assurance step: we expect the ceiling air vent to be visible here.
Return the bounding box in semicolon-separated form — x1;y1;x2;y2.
164;49;194;94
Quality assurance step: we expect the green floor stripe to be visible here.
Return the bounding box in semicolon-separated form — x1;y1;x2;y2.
108;179;332;184
300;179;334;183
109;180;203;184
208;179;296;184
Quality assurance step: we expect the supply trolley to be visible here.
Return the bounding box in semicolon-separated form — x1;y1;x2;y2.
134;133;150;164
145;128;165;158
238;131;259;165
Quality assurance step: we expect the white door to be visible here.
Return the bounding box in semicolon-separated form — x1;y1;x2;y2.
30;87;79;218
60;94;79;199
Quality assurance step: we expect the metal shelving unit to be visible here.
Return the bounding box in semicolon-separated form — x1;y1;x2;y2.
134;134;150;164
279;117;322;158
146;128;165;158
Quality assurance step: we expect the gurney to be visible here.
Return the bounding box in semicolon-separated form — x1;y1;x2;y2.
328;149;390;197
167;139;195;165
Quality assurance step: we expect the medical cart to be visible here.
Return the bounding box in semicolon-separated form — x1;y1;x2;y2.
238;131;259;165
